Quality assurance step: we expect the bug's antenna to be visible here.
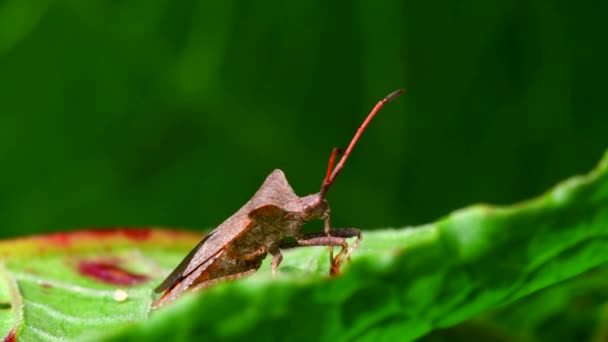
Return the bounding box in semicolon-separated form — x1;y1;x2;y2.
319;88;405;199
322;147;343;189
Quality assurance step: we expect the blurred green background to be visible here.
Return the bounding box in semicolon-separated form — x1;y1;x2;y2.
0;1;606;239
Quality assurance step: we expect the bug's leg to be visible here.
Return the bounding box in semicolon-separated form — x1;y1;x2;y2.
269;245;283;276
279;234;349;276
280;228;361;276
325;228;362;273
323;215;336;267
280;235;348;249
280;229;361;254
323;212;362;272
289;228;361;260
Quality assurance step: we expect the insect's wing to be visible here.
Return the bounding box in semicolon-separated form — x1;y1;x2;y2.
154;231;217;293
155;204;289;294
155;170;298;298
152;248;226;308
248;204;289;223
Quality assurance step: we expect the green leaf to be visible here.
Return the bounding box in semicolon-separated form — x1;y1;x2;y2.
2;149;608;341
98;149;608;342
0;229;200;341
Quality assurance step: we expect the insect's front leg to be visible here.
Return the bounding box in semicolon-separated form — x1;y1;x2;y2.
325;227;361;275
323;215;362;274
280;227;361;276
323;215;335;269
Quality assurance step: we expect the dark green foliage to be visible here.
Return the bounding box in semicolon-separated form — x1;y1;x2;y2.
0;1;607;236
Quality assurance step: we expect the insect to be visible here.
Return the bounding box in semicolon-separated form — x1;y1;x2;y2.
153;89;405;308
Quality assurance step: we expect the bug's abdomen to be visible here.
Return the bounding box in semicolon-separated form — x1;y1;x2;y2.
191;252;264;286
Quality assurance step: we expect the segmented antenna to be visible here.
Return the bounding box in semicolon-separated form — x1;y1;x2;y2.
320;89;405;199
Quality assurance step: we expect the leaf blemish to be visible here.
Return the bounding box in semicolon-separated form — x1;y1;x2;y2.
0;302;11;309
78;259;149;286
3;329;15;342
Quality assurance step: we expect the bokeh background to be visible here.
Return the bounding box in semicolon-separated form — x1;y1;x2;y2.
1;1;606;238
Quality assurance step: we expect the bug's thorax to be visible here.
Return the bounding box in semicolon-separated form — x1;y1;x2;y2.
254;169;329;221
273;192;328;237
296;193;329;223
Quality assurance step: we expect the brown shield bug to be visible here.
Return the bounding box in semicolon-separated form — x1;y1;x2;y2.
153;89;405;308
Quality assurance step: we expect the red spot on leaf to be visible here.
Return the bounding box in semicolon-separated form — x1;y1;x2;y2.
78;260;149;286
4;329;16;342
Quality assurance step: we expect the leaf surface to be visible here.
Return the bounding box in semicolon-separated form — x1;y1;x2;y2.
102;150;608;341
0;229;200;341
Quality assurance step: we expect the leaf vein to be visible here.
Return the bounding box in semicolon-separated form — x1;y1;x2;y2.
25;299;138;324
11;271;147;299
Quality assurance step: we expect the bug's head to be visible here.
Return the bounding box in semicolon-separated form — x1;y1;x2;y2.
318;89;404;201
298;193;329;223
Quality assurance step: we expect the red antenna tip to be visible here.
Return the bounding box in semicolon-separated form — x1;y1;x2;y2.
384;89;406;103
